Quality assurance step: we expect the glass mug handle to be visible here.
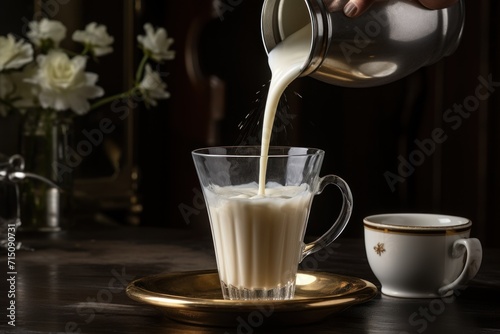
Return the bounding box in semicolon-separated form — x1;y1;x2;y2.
438;238;483;296
301;174;353;261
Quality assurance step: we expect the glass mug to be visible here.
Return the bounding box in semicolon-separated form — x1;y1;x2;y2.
192;146;353;300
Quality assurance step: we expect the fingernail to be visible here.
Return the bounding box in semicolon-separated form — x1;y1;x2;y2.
344;2;358;17
326;0;347;12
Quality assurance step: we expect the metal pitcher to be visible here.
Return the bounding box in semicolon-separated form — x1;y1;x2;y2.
261;0;465;87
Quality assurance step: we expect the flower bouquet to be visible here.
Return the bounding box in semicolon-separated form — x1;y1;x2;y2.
0;18;175;231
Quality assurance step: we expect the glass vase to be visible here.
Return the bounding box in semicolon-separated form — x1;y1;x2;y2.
19;110;73;232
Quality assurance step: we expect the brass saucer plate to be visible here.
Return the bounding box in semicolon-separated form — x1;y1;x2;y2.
126;270;378;327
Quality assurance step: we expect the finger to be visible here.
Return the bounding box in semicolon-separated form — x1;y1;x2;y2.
343;0;376;18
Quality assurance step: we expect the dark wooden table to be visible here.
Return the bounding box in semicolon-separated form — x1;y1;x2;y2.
1;225;499;334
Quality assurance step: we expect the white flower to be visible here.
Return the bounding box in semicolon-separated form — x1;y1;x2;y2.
27;18;67;48
72;22;114;57
11;64;39;110
138;64;170;107
137;23;175;62
25;50;104;115
0;34;34;71
0;65;38;116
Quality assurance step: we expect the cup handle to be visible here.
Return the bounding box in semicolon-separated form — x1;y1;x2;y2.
438;238;483;296
300;175;353;262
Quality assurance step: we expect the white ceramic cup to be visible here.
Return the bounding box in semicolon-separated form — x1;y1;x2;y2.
364;213;483;298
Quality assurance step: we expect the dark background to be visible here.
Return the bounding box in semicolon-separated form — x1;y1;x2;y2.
0;0;499;247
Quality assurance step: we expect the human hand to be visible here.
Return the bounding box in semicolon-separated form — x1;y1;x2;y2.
324;0;459;18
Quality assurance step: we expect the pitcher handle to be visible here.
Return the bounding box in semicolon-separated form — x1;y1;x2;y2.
301;175;353;261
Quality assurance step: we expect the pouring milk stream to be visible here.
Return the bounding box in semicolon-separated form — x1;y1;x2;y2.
258;24;311;195
195;24;319;294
